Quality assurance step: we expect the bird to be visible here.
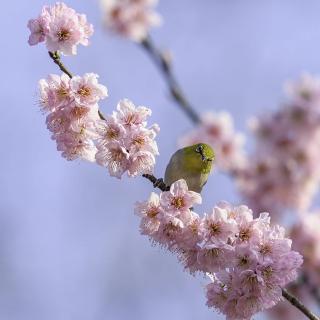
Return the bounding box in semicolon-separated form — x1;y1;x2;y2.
164;143;215;193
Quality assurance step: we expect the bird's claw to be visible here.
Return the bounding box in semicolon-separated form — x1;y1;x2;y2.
153;178;170;191
153;178;164;188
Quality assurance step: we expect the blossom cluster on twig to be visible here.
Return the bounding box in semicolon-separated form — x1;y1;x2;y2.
28;2;93;55
95;100;160;178
30;2;159;178
135;179;303;320
39;72;107;162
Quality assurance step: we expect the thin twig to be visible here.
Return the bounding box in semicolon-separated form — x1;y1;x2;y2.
48;51;106;120
48;51;73;79
98;110;106;120
141;36;200;124
142;174;170;192
282;288;320;320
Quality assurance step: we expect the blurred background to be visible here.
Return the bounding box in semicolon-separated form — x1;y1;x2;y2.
1;0;320;319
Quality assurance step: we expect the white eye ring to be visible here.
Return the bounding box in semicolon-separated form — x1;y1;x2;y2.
196;145;203;153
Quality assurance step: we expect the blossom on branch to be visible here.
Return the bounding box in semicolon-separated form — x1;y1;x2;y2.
135;182;303;319
28;2;93;55
38;73;105;161
39;73;108;111
38;73;159;174
100;0;161;42
46;104;99;162
95;99;159;178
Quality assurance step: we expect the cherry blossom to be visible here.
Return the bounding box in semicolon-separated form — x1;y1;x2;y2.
70;73;108;105
38;73;72;112
37;72;159;175
27;8;50;46
28;2;93;55
135;192;162;236
95;99;159;178
160;179;202;215
37;72;107;162
46;103;100;162
135;187;303;320
201;206;238;243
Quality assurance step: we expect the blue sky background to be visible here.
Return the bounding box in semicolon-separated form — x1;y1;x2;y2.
1;0;320;319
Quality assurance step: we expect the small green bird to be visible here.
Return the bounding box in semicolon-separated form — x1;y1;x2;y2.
164;143;215;193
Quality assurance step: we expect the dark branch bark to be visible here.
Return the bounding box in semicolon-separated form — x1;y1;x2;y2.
141;36;200;124
142;174;170;192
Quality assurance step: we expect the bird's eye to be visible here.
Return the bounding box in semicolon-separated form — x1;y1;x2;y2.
195;144;203;153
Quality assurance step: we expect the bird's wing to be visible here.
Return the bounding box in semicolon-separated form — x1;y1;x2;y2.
164;150;182;186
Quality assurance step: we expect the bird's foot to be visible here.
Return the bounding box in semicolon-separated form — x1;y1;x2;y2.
153;178;164;188
153;178;170;191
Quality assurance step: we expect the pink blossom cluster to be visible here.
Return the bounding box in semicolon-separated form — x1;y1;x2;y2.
179;112;246;172
100;0;162;42
39;74;159;175
28;2;93;55
135;179;303;320
235;73;320;215
95;99;160;178
40;73;108;162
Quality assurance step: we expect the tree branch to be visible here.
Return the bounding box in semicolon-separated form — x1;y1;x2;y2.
282;288;320;320
141;36;200;124
142;174;170;192
48;51;73;79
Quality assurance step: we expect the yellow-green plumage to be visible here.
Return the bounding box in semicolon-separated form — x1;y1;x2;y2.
164;143;215;193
